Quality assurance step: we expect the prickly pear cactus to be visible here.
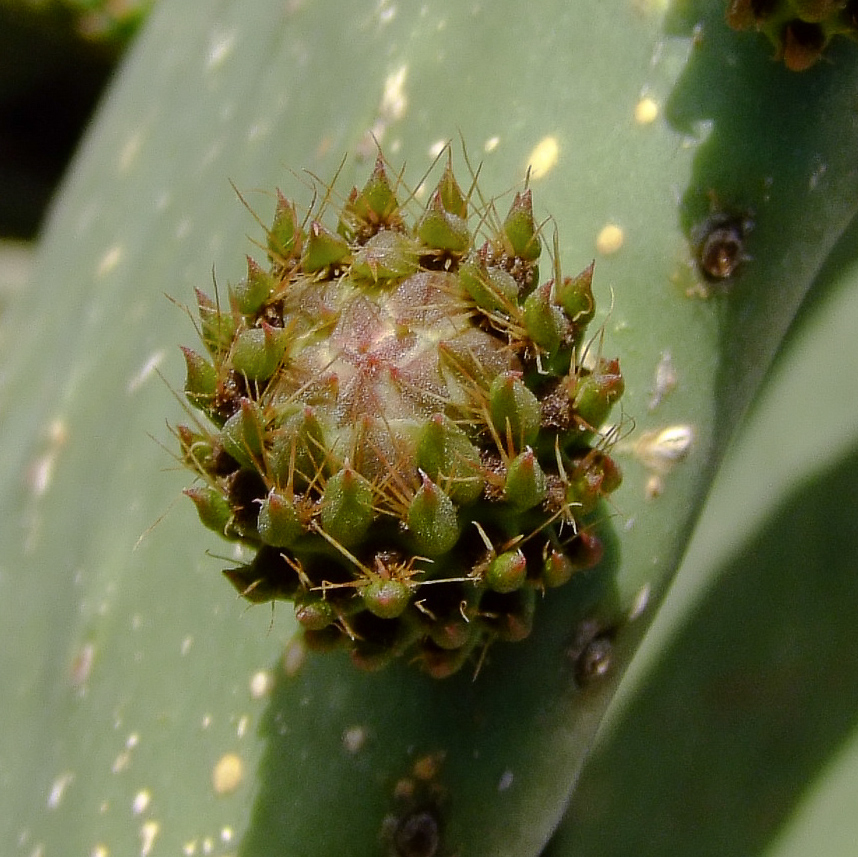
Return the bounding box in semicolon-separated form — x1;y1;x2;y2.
180;152;622;677
3;0;858;856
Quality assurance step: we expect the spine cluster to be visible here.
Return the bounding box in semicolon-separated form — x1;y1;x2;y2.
177;151;624;677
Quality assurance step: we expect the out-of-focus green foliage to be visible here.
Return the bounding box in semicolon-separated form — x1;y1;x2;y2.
2;0;152;48
0;0;151;237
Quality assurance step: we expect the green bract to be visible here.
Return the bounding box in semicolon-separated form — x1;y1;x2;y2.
178;152;624;676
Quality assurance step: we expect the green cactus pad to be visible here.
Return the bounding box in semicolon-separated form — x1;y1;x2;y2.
178;151;624;676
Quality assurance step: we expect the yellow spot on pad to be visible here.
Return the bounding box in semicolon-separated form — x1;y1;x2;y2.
356;64;409;158
212;753;244;795
206;29;236;70
342;725;367;754
595;224;624;255
140;821;160;856
634;97;659;125
394;777;416;800
381;65;409;121
29;419;68;498
250;670;272;699
118;132;142;172
633;0;669;13
111;731;140;772
634;425;694;473
629;583;651;621
645;473;665;499
283;636;307;677
413;752;444;781
48;772;74;809
378;1;397;25
648;350;678;410
132;789;151;815
97;245;123;277
70;643;94;689
126;350;166;394
526;136;559;180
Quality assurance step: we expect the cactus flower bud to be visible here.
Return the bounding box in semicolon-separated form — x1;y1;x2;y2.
232;322;289;381
195;289;236;358
268;190;302;262
485;548;528;593
301;220;351;273
435;157;469;218
572;357;624;433
181;346;218;413
415;414;484;505
184;486;235;537
363;578;412;619
407;474;460;556
232;256;274;315
339;154;402;241
219;398;266;469
566;451;623;516
503;189;541;261
542;547;575;589
489;372;541;451
504;447;548;511
257;488;305;547
350;230;420;285
556;261;596;326
295;593;336;631
416;191;470;253
459;257;518;315
523;280;569;353
320;464;375;548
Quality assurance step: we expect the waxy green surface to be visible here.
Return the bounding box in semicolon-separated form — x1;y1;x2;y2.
2;0;858;854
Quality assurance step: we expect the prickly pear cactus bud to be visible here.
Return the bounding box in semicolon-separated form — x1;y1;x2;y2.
176;150;625;676
725;0;858;70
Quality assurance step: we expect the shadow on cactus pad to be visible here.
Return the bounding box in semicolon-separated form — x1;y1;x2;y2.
663;0;858;441
238;530;625;857
550;437;858;857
